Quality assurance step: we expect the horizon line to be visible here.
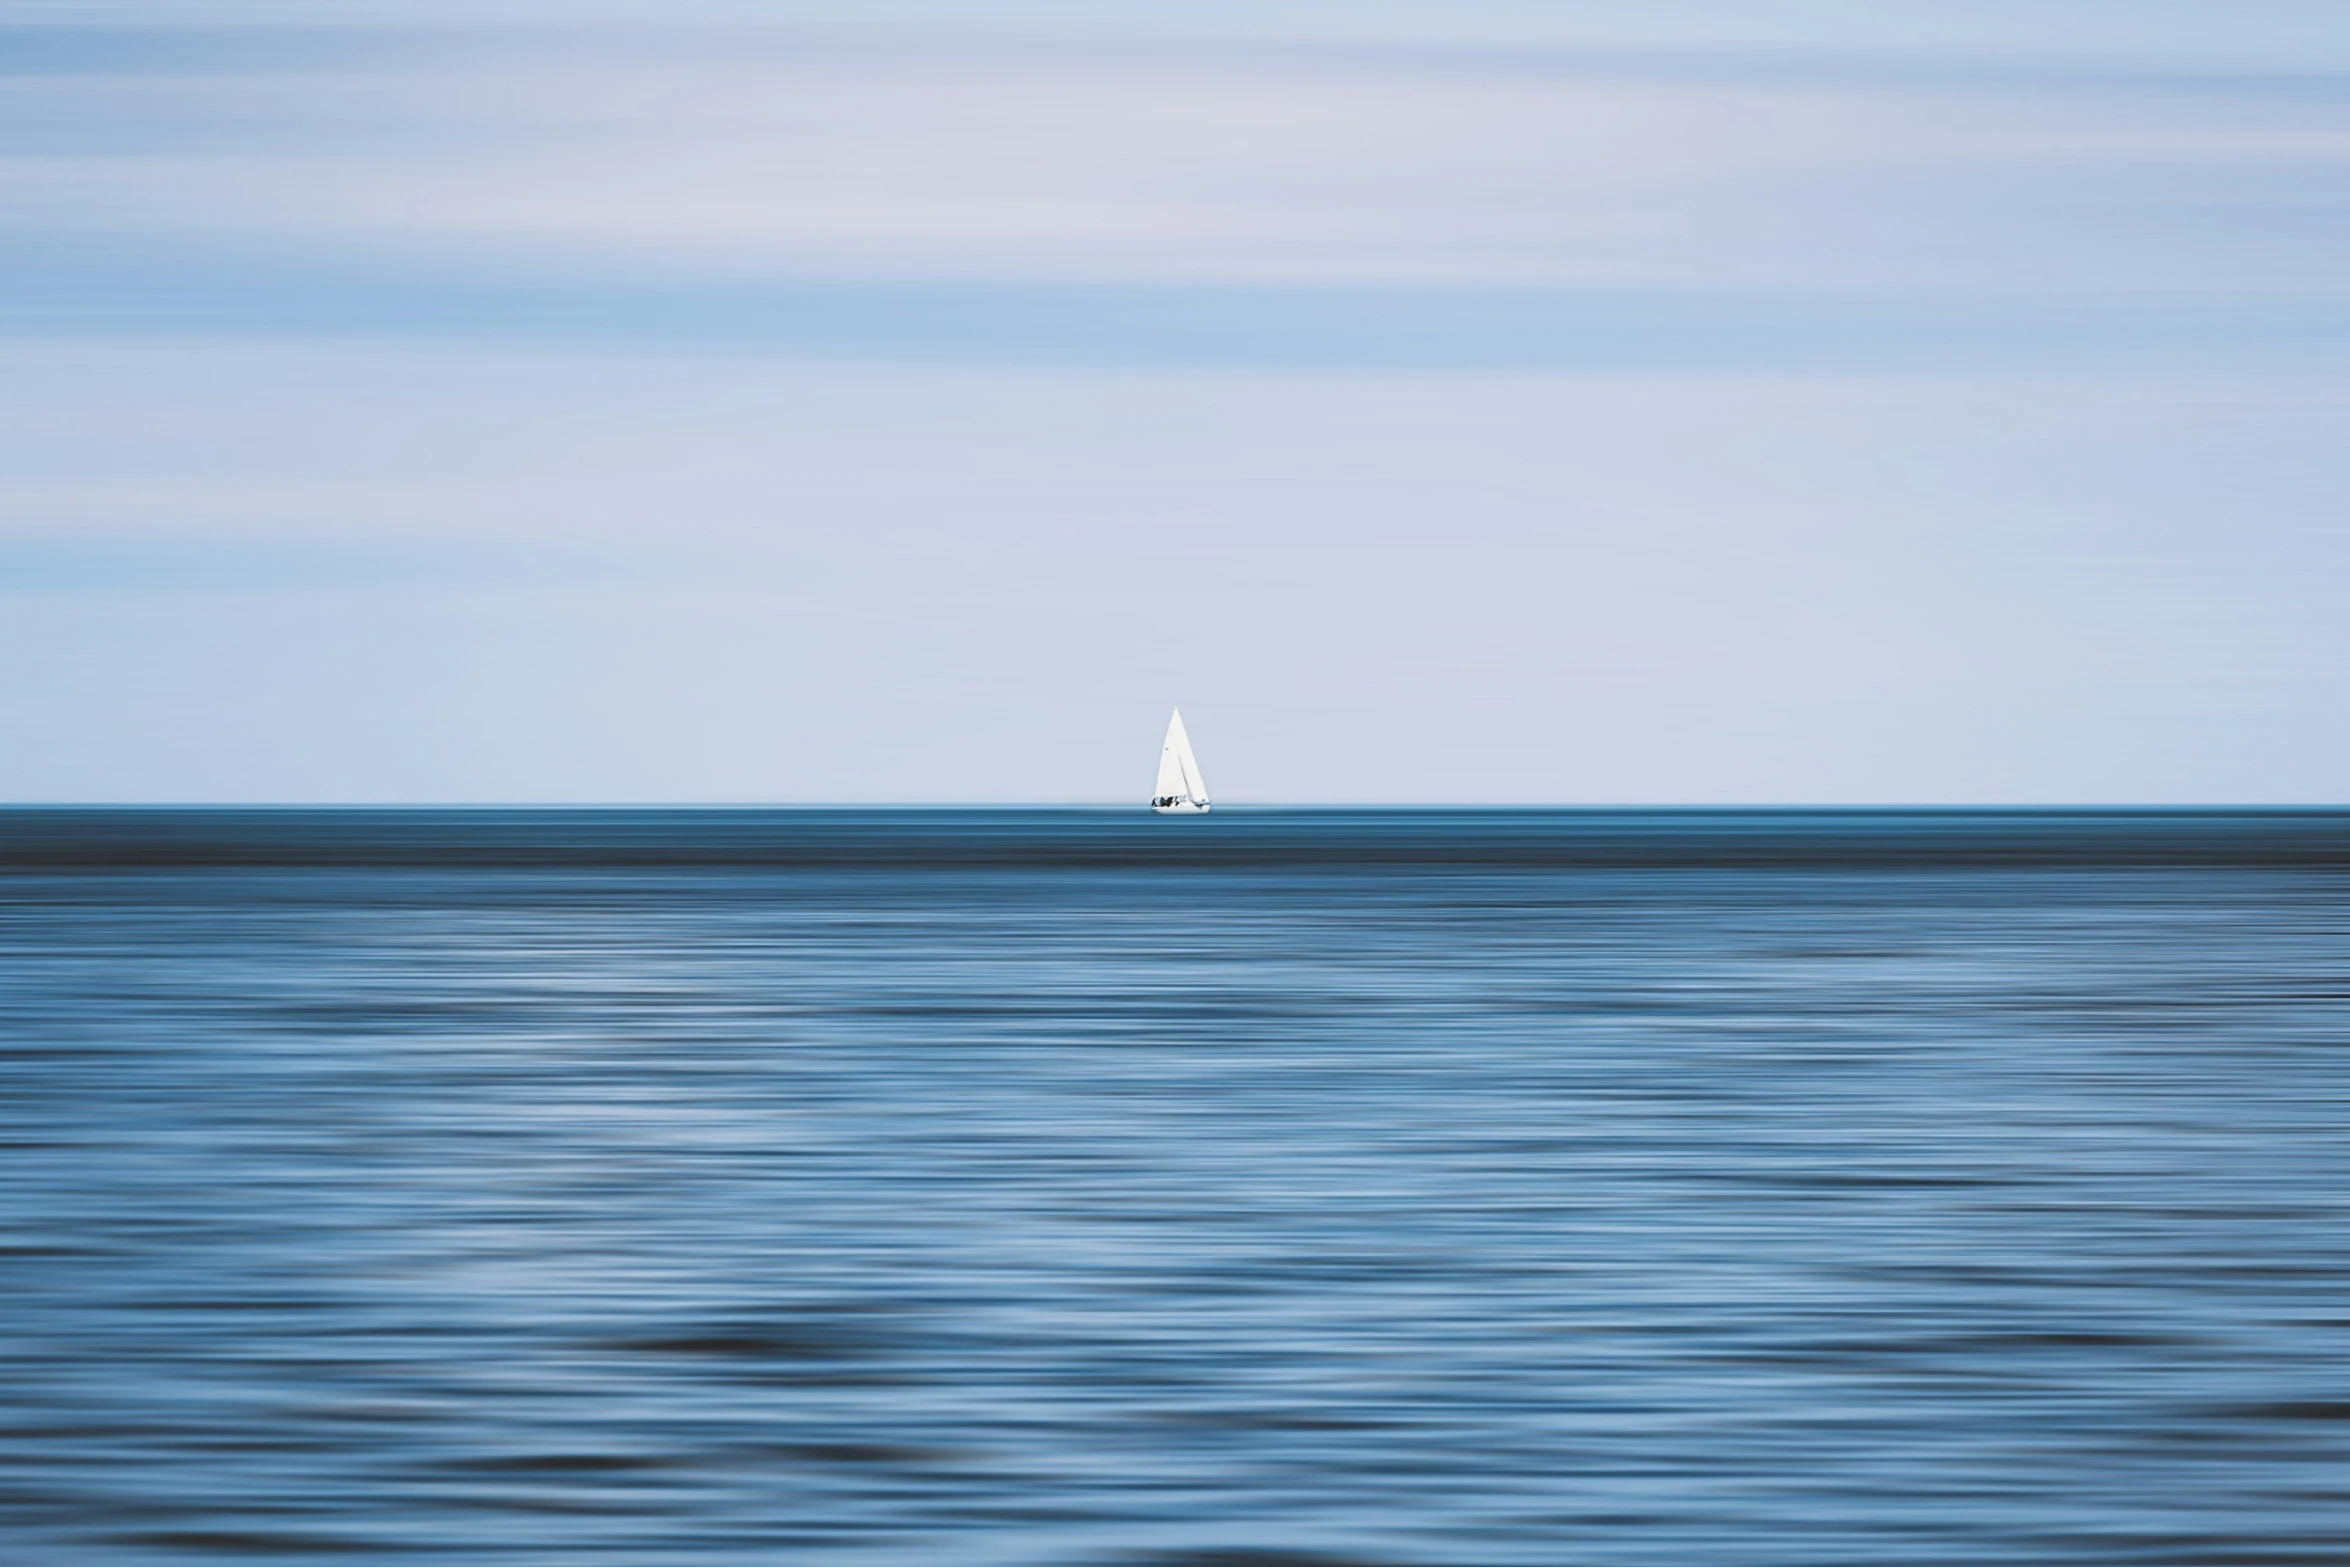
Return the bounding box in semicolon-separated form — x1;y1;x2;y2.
4;802;2345;813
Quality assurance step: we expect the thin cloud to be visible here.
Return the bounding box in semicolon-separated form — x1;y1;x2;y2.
3;25;2345;310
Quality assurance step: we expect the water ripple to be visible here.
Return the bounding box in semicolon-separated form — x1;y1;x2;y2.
3;810;2348;1564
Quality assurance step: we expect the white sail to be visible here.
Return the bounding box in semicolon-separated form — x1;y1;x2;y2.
1175;720;1208;804
1152;708;1210;812
1154;717;1188;801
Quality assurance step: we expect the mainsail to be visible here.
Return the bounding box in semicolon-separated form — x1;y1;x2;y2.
1152;709;1210;812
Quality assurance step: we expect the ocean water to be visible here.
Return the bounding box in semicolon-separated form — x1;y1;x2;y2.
4;808;2349;1566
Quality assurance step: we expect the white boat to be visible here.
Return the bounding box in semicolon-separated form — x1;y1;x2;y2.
1150;709;1211;814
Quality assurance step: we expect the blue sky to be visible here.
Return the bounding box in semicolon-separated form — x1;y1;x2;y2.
4;1;2346;801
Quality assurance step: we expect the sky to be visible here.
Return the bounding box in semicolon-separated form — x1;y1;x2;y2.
3;1;2346;802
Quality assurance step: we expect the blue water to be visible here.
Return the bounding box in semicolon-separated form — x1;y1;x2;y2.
5;809;2349;1565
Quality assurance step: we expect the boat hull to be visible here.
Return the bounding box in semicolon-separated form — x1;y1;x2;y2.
1151;801;1210;814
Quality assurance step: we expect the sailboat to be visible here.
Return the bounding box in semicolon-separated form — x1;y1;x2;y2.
1150;709;1211;814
